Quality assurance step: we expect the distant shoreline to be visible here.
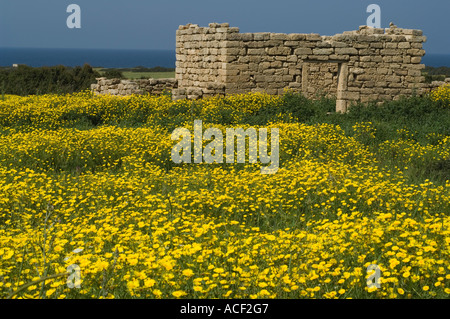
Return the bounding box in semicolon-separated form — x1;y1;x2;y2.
422;53;450;68
0;47;176;69
1;47;449;68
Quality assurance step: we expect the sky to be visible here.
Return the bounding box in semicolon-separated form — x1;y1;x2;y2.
0;0;449;54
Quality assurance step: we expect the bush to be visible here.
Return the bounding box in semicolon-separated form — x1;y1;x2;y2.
429;84;450;108
103;69;124;79
0;64;100;96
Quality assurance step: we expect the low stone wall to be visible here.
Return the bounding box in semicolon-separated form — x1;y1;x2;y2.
91;78;177;96
90;76;448;99
422;78;450;93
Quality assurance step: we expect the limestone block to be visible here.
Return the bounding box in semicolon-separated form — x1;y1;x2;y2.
226;33;242;41
248;48;266;55
398;42;411;49
317;41;332;48
287;34;306;41
350;68;364;75
216;28;230;33
270;33;288;40
385;43;398;49
238;56;250;63
329;41;347;48
240;33;254;41
329;55;349;61
380;49;399;56
335;47;358;55
259;61;271;70
267;47;291;55
248;55;263;63
409;36;427;43
385;75;401;82
275;56;287;61
284;41;301;47
407;49;426;56
305;34;321;41
361;80;376;88
246;41;265;48
370;42;384;49
286;55;298;63
360;56;373;62
313;48;334;55
357;35;377;42
351;43;368;50
226;48;245;55
270;61;283;68
253;33;271;41
388;82;404;88
294;48;313;55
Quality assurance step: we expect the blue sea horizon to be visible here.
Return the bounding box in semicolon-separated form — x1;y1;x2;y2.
421;53;450;68
0;47;449;69
0;47;176;68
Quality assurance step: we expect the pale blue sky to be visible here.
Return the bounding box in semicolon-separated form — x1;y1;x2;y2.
0;0;449;53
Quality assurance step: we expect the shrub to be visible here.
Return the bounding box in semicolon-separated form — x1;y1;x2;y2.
103;69;124;79
0;64;100;96
429;84;450;108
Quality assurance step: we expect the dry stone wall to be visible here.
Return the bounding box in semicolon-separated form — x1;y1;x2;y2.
91;78;177;96
173;22;430;112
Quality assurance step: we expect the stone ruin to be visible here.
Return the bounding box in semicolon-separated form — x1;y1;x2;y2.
172;22;433;112
90;23;449;111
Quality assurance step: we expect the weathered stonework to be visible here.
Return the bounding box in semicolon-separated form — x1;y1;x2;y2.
91;78;177;96
173;23;431;112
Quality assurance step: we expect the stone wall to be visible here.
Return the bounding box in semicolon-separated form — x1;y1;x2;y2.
173;22;430;112
424;78;450;91
91;78;177;96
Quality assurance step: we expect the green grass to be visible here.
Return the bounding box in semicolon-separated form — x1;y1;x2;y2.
121;71;175;79
93;67;175;79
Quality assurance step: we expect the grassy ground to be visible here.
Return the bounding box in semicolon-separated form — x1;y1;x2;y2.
93;67;175;79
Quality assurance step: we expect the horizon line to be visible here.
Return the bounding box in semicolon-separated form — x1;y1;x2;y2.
0;46;176;51
0;46;449;55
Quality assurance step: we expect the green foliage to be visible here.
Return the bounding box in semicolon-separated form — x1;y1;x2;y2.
241;91;335;125
424;66;450;77
0;64;100;96
423;66;450;83
98;66;175;74
103;69;124;79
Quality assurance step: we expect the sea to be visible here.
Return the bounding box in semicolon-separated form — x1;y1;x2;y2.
0;47;176;69
0;47;449;68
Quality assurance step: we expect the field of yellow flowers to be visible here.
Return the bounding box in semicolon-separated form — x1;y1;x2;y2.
0;88;449;299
